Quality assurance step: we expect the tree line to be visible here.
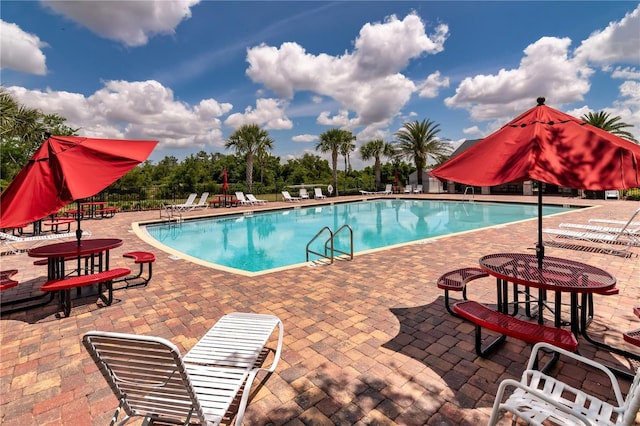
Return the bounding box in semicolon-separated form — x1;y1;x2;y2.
1;87;637;197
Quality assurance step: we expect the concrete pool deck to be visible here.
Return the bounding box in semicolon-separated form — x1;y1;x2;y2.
1;194;639;425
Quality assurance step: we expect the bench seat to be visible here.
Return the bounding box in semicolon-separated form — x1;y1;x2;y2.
437;267;489;315
42;218;75;233
113;251;155;289
453;300;578;361
94;207;118;218
623;328;640;347
41;267;131;317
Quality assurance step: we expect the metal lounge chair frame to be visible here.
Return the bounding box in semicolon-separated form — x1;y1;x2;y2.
488;342;640;426
0;230;90;255
83;312;284;426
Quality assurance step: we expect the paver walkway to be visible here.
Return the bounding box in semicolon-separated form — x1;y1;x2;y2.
1;194;638;425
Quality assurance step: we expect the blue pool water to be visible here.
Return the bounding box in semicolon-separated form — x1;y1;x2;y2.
144;200;574;273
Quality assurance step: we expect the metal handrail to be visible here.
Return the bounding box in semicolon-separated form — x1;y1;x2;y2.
463;186;475;202
328;224;353;261
306;226;333;263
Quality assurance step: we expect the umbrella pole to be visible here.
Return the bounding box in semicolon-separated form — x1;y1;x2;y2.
536;181;544;269
76;199;82;246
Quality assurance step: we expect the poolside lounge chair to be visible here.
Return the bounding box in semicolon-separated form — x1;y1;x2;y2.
403;185;412;193
235;192;252;206
0;230;91;254
193;192;209;209
413;184;423;194
282;191;300;202
299;188;310;199
246;194;267;205
543;210;640;254
488;342;640;426
314;188;327;199
83;312;284;426
381;184;393;195
168;193;197;211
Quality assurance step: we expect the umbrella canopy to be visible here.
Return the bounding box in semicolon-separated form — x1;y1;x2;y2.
222;169;229;193
0;135;158;241
430;97;640;264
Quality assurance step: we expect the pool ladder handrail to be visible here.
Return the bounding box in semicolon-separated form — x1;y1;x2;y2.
462;186;475;202
306;225;353;264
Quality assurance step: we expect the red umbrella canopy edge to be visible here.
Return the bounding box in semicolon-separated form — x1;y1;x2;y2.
430;98;640;191
0;136;158;229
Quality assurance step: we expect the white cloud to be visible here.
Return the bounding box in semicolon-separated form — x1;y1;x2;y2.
0;20;48;75
462;126;481;136
245;13;448;128
6;80;231;149
445;36;593;122
224;98;293;130
317;110;356;127
611;66;640;80
42;0;200;47
418;71;450;98
292;134;317;143
574;4;640;66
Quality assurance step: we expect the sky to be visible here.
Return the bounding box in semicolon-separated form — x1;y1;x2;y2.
1;1;639;169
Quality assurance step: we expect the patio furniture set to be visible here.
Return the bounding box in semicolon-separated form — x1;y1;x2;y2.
435;222;640;424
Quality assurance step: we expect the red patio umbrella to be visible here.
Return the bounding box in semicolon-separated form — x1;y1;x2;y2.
430;97;640;265
222;169;229;193
0;135;158;244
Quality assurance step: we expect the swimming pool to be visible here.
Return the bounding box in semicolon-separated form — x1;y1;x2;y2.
142;200;575;275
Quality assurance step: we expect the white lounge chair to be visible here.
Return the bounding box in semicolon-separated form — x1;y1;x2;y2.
246;194;267;205
413;184;423;194
168;193;197;211
314;188;326;199
381;184;393;195
299;188;310;199
83;312;284;426
403;185;412;193
193;192;209;209
605;189;620;199
543;210;640;253
281;191;300;202
235;191;252;205
0;230;91;254
488;342;640;426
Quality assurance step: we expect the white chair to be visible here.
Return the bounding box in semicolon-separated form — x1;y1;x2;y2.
246;194;267;205
281;191;300;202
381;184;393;195
488;342;640;426
589;207;640;227
0;230;91;254
83;312;284;426
314;188;327;199
235;192;251;205
543;208;640;253
605;190;620;200
403;185;413;193
413;184;423;194
169;193;197;211
193;192;209;209
299;188;310;199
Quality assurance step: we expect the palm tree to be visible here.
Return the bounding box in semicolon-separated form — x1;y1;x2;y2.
581;111;638;143
339;137;356;179
394;119;451;185
360;139;395;191
225;124;274;193
316;128;356;196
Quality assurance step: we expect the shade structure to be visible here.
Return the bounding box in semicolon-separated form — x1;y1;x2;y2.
0;135;158;242
222;169;229;193
430;98;640;265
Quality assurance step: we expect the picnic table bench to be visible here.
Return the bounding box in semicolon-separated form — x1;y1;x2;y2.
40;267;130;317
453;300;578;371
437;267;489;316
42;218;75;233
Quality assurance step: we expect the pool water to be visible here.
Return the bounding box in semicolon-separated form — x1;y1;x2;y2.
144;200;574;274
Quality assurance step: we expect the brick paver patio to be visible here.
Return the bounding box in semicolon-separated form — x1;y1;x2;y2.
1;194;638;425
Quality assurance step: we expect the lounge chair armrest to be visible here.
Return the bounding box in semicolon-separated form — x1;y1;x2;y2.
528;342;624;405
490;378;593;426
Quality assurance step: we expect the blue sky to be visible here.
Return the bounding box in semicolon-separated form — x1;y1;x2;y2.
2;1;639;168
